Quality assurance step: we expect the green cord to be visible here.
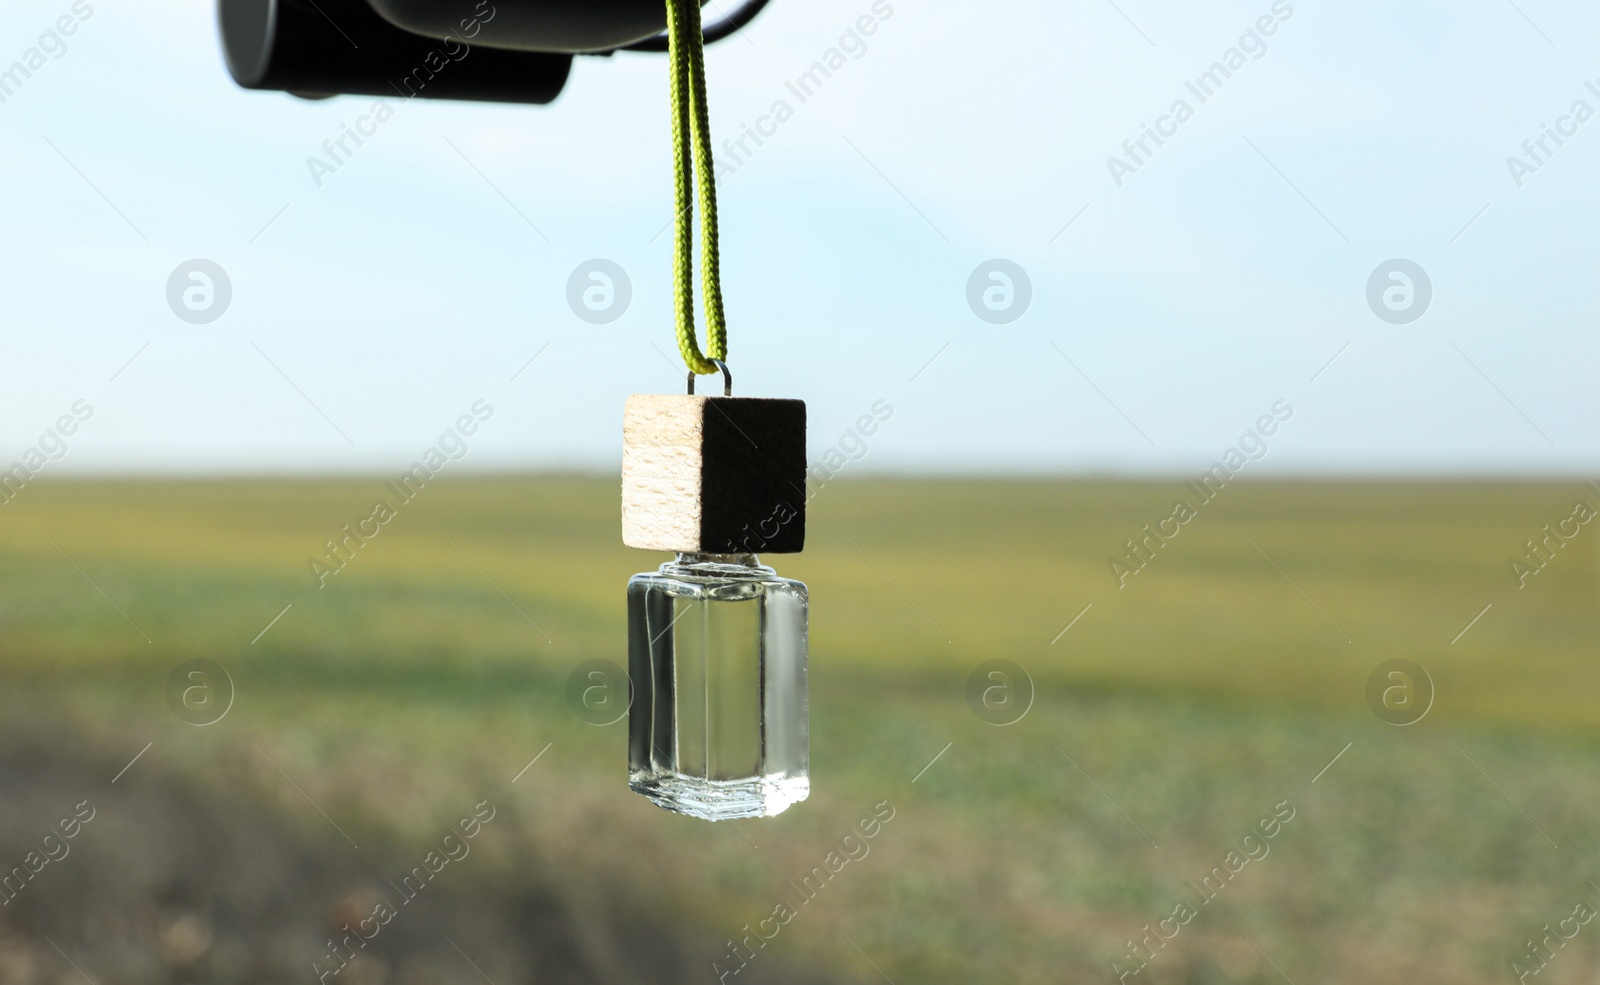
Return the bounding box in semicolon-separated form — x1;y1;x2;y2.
667;0;727;376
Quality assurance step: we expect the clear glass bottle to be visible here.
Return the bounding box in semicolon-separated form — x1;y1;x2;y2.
627;553;809;820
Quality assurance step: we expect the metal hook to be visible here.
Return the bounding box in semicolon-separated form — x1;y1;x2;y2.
686;359;732;396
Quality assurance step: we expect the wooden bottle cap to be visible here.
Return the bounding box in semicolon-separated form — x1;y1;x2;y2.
622;394;806;554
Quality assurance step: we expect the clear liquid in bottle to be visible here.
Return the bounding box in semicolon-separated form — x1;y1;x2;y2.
627;553;809;820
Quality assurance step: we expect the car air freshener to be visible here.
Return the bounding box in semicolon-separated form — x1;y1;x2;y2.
623;376;809;819
621;0;809;820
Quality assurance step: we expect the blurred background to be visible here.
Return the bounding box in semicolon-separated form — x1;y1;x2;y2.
2;0;1599;982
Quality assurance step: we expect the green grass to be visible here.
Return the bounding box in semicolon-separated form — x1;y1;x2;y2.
2;475;1598;983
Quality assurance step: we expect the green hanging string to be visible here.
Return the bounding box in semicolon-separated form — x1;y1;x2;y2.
666;0;728;377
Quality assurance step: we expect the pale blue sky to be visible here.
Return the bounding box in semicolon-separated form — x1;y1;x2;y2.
1;0;1597;475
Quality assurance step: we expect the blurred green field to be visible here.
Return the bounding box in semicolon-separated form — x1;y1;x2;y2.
2;475;1598;983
